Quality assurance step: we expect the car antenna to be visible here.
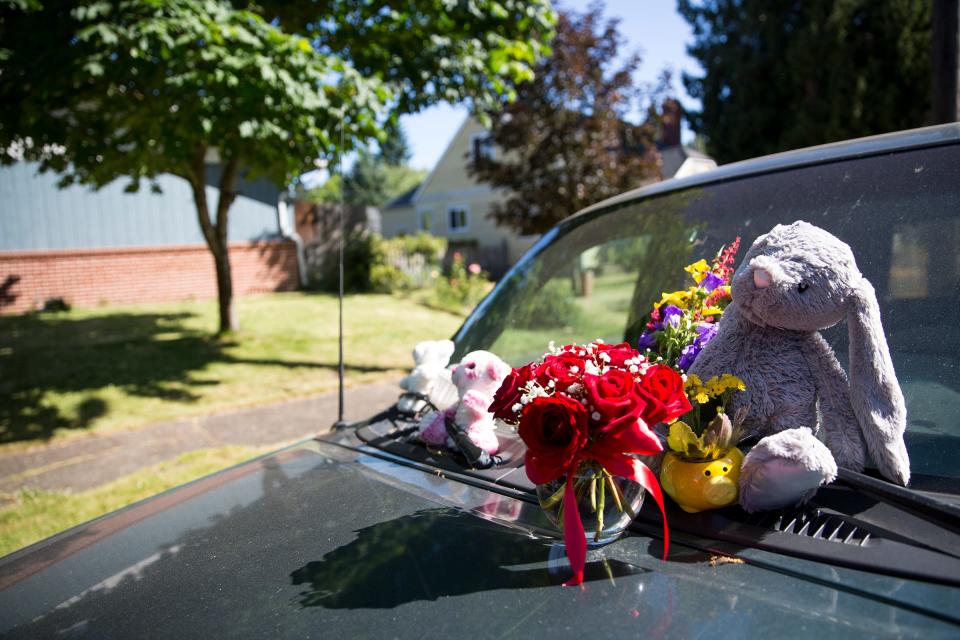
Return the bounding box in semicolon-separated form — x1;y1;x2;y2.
333;108;348;430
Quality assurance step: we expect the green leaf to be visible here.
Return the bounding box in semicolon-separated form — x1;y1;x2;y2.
668;422;702;458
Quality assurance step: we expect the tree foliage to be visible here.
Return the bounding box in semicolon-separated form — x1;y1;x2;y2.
1;0;385;189
378;123;413;166
254;0;556;115
308;130;426;208
679;0;933;164
469;5;664;235
310;156;426;208
0;0;555;331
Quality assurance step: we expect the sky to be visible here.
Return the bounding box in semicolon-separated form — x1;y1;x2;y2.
400;0;703;171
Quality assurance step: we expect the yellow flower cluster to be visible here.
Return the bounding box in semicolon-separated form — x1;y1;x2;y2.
655;260;729;311
683;259;710;284
654;288;695;310
684;373;746;405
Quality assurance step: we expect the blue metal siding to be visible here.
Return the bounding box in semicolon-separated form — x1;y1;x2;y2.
0;162;281;251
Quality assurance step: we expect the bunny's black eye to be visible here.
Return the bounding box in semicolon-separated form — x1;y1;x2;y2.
797;282;809;293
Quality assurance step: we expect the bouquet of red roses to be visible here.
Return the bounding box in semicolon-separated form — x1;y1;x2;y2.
488;340;691;586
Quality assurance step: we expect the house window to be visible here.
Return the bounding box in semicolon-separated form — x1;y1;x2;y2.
471;134;495;166
419;210;433;232
448;205;470;233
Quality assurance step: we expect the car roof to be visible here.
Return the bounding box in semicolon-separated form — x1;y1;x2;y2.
573;123;960;223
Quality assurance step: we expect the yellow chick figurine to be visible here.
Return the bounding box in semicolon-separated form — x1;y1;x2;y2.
660;448;744;513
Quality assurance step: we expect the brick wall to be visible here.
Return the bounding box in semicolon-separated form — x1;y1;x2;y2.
0;241;300;314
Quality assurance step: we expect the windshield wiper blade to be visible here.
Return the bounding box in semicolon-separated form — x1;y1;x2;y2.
836;468;960;532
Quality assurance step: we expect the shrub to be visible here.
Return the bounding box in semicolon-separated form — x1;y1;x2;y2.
381;233;447;288
423;252;491;313
314;231;446;295
315;231;390;294
383;233;447;262
370;263;411;294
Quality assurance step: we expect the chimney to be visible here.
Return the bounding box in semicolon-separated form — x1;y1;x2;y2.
661;98;682;148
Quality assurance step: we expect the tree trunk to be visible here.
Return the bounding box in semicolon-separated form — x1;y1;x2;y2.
188;148;240;334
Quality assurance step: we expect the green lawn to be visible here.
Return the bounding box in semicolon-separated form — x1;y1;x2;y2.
0;292;465;448
0;444;278;557
489;270;640;364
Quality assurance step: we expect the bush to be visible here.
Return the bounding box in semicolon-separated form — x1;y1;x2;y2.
512;278;582;329
382;233;447;262
423;252;491;313
370;263;411;294
314;231;447;295
315;231;392;294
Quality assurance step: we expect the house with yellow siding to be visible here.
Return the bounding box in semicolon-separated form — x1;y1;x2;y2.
382;110;715;277
381;117;535;277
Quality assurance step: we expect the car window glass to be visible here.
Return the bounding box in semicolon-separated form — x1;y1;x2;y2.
455;144;960;484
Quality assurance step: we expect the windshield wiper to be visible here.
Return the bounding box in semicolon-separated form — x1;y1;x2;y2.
835;468;960;533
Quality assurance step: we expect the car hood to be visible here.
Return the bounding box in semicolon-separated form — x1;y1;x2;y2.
1;440;958;639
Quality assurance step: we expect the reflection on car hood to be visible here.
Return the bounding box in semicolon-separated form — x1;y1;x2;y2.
1;441;958;638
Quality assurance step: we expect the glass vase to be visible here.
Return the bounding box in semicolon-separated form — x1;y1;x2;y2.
535;460;645;546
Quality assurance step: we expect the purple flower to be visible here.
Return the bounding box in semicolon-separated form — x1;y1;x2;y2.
701;272;724;293
696;322;718;345
662;305;683;328
677;323;719;371
638;332;657;350
677;344;699;370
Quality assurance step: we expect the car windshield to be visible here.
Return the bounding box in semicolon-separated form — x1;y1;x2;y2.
453;143;960;489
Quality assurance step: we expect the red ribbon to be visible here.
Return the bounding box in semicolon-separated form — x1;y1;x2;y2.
558;449;669;587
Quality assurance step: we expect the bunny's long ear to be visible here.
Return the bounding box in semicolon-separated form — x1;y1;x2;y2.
847;278;910;485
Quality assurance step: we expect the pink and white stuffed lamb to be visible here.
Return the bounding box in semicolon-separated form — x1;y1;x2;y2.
418;350;511;455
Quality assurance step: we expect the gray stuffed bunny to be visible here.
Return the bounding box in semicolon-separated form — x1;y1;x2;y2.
688;221;909;512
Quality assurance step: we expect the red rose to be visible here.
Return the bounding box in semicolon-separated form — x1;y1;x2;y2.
488;365;533;424
583;370;647;434
535;353;586;391
636;364;692;425
519;395;589;485
592;341;639;368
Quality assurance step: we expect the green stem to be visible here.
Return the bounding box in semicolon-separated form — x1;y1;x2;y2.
540;485;565;510
589;477;597;513
610;473;638;519
595;473;605;542
606;472;623;513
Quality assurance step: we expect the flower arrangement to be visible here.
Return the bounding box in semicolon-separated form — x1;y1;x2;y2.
489;340;692;586
630;238;750;512
659;373;748;513
638;238;741;371
668;373;746;461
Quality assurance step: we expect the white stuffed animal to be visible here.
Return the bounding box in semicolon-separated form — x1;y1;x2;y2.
399;340;458;411
418;350;511;456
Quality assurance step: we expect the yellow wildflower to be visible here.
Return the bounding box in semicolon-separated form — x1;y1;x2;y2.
684;259;710;284
694;374;747;400
654;289;691;309
720;373;747;392
702;306;724;316
684;374;711;404
704;377;721;397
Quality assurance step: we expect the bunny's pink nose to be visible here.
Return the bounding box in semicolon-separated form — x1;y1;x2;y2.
753;268;772;289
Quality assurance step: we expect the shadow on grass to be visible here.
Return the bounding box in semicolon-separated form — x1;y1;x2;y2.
0;310;392;445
